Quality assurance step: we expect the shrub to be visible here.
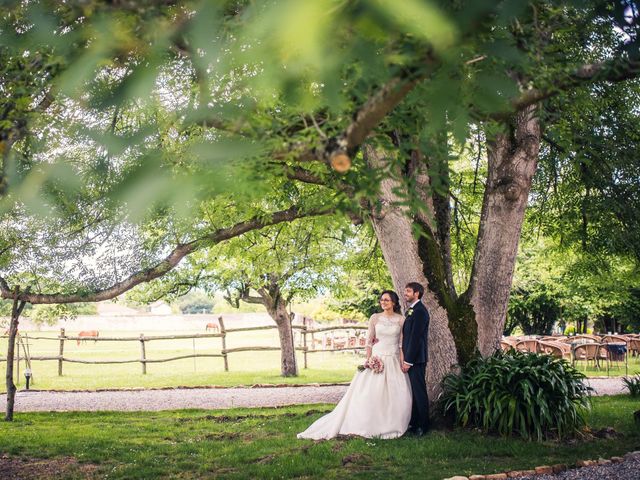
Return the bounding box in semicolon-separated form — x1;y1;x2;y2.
440;350;592;440
622;375;640;397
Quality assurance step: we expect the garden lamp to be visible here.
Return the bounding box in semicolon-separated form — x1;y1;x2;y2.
24;368;32;390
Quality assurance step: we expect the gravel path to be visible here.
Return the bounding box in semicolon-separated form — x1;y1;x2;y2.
517;452;640;480
0;377;627;412
0;384;349;412
584;377;628;396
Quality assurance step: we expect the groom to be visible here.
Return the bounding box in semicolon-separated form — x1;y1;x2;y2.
401;282;430;436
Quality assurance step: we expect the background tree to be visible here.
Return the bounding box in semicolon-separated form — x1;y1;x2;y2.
134;216;361;377
508;284;562;335
176;291;215;315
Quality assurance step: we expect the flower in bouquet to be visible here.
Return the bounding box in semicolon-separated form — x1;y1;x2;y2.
368;356;384;373
358;355;384;374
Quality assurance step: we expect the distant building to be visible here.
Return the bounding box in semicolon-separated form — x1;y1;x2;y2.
96;301;140;316
149;301;173;315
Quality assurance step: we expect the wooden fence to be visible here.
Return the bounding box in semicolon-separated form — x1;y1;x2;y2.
0;316;368;375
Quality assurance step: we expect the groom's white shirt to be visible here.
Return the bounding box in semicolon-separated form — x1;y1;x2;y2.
403;299;421;367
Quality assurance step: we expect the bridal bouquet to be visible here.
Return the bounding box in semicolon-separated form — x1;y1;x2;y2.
358;356;384;374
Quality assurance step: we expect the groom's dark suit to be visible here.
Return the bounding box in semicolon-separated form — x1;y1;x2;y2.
402;300;430;432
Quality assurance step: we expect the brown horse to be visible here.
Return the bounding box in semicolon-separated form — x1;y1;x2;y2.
205;323;219;332
77;330;99;345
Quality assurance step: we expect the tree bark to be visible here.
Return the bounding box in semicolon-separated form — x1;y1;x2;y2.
364;145;458;401
269;300;298;377
5;288;28;421
256;281;298;377
468;106;541;356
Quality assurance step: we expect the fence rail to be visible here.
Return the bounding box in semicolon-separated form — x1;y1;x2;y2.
0;317;368;375
25;333;225;341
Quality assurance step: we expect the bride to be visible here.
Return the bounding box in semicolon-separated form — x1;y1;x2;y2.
297;290;412;440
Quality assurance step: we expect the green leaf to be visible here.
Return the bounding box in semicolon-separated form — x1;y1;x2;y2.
372;0;458;51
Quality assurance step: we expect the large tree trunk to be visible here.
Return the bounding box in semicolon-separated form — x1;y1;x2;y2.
255;280;298;377
469;107;541;356
5;289;28;421
363;107;541;401
364;144;458;402
268;300;298;377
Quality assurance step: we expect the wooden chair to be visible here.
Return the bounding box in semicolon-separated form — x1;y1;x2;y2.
571;335;599;343
601;335;628;346
515;339;539;354
572;343;601;371
558;336;577;344
540;336;567;342
500;340;515;352
629;338;640;360
538;341;571;360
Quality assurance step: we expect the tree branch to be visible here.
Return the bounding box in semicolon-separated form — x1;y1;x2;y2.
284;166;327;185
343;75;424;156
275;60;434;171
240;292;264;305
0;205;334;304
495;57;640;119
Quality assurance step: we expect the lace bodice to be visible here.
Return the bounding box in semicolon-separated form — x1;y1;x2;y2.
367;313;404;356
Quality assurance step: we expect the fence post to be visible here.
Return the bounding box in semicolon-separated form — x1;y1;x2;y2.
218;316;229;372
140;333;147;374
308;318;316;350
303;325;308;369
16;334;21;385
58;328;65;376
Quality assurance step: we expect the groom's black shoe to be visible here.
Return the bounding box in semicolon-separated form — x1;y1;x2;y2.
406;426;426;437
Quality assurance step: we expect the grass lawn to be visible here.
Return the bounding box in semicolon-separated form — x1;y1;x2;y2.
0;396;638;479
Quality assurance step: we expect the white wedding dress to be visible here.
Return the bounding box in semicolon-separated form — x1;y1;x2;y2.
297;313;412;440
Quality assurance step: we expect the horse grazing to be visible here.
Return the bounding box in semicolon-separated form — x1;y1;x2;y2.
205;322;219;332
77;330;99;345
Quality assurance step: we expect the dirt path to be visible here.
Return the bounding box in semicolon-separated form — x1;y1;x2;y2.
0;377;627;412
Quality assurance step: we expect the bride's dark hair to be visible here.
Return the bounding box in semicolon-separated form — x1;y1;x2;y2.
379;290;401;314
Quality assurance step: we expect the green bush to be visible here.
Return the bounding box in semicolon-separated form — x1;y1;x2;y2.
440;350;592;440
622;375;640;397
